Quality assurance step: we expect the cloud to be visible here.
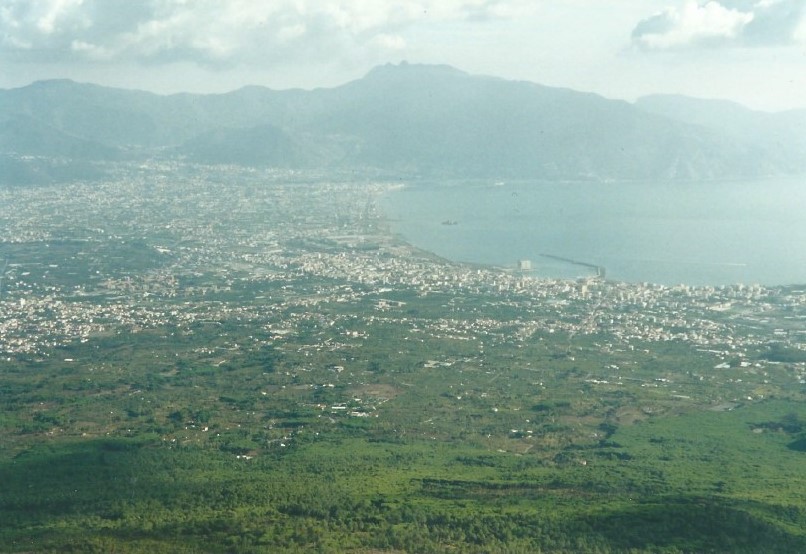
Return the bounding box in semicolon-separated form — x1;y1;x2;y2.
739;0;806;44
373;33;407;51
0;0;534;67
631;0;806;50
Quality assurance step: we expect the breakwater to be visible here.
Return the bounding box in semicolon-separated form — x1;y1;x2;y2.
540;253;605;280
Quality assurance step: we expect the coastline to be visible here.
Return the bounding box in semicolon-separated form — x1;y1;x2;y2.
376;178;806;287
376;182;604;283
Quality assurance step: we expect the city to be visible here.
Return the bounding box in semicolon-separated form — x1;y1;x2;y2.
1;163;805;552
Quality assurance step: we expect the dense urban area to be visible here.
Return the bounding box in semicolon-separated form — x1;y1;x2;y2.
1;163;805;553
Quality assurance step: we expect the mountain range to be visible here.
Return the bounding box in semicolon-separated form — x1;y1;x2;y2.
2;62;805;184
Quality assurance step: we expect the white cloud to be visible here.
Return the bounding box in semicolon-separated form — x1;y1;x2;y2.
373;33;407;51
632;0;806;49
0;0;535;67
69;39;112;61
276;23;307;45
632;1;753;49
36;0;84;35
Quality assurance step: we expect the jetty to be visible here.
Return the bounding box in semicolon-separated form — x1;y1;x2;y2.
540;253;605;280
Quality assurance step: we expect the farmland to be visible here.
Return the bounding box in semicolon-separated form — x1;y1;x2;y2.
1;165;805;553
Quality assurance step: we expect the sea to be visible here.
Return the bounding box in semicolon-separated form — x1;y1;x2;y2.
379;177;806;287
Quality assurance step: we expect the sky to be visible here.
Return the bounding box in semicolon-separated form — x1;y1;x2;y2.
1;0;805;111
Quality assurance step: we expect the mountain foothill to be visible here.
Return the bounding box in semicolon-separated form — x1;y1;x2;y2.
2;62;805;184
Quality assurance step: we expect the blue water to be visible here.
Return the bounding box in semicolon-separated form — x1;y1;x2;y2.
379;178;806;286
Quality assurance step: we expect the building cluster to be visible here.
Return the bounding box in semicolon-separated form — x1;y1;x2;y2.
0;165;803;369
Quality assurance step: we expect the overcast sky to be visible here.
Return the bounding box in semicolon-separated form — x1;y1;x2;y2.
1;0;804;111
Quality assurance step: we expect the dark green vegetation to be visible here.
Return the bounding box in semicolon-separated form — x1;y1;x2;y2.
1;168;805;552
3;306;806;553
4;63;806;184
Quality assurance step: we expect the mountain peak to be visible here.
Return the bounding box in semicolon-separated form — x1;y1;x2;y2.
19;78;80;91
2;64;805;183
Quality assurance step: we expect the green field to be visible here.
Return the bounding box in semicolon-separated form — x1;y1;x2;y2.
1;168;805;552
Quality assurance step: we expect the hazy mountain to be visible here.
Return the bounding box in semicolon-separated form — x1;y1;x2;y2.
635;95;806;174
0;113;121;160
174;124;301;167
302;63;770;179
2;63;805;184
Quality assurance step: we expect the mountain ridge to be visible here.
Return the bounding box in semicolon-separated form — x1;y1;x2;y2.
2;63;805;184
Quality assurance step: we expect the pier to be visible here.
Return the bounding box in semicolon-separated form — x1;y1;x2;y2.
540;253;606;280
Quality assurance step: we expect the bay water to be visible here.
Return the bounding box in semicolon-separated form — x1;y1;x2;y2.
379;178;806;286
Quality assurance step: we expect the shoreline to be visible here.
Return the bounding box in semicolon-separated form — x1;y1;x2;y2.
376;179;806;288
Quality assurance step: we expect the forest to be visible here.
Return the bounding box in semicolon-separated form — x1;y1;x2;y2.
1;169;805;552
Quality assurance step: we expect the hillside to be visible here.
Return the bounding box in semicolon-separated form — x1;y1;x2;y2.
635;94;806;174
2;63;805;183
